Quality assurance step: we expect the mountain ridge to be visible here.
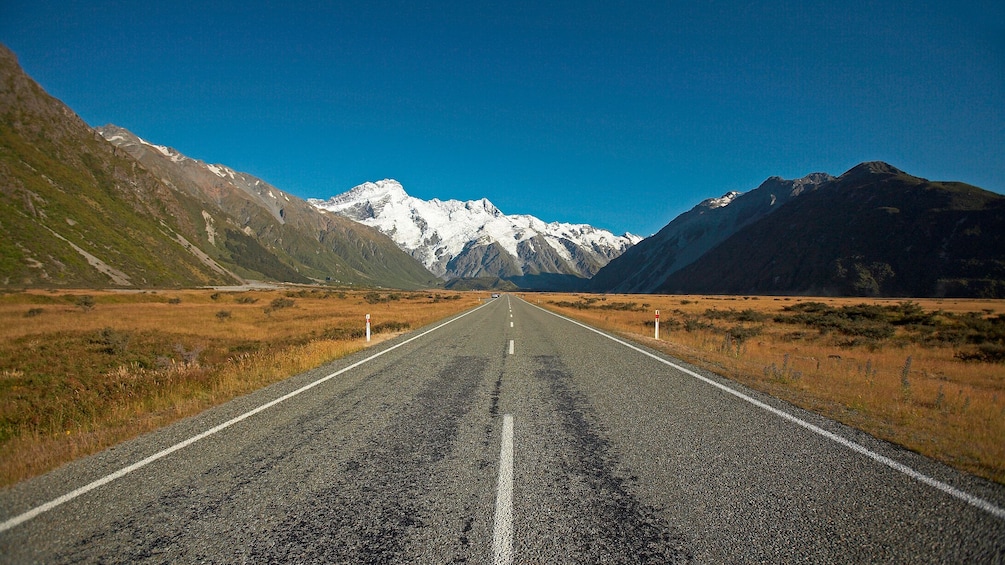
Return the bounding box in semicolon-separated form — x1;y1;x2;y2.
591;161;1005;298
96;125;440;289
0;44;238;287
310;179;641;286
588;171;835;293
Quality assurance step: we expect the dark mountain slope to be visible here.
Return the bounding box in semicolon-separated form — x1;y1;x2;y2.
657;162;1005;297
588;173;833;293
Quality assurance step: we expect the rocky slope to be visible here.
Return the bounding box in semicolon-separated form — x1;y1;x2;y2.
97;126;439;289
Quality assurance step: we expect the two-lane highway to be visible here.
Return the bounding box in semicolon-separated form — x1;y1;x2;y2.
2;295;1004;563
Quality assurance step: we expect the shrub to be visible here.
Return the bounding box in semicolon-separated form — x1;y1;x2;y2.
373;321;410;333
92;327;130;355
956;343;1005;363
75;295;95;311
322;327;366;340
683;317;715;332
269;297;295;310
727;325;763;344
704;308;768;323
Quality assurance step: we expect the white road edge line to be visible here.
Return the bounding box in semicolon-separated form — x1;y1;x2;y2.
493;414;515;565
0;299;496;534
526;298;1005;521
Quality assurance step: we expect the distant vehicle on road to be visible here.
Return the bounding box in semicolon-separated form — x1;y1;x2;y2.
491;293;500;298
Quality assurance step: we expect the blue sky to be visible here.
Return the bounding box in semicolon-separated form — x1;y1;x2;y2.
1;1;1002;236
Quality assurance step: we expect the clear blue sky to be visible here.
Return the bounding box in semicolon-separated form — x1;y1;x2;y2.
2;1;1002;236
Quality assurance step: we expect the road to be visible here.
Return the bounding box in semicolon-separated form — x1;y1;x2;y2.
2;295;1004;563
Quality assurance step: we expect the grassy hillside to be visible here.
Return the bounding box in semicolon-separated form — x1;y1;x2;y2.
0;46;236;287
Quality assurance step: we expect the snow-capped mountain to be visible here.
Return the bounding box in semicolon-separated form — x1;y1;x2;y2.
310;180;641;283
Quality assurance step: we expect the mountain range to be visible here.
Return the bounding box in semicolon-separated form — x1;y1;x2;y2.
2;41;1003;297
653;162;1005;297
0;44;437;290
95;126;438;289
591;162;1005;297
310;180;640;289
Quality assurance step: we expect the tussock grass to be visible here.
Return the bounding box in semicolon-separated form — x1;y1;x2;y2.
0;288;477;487
532;293;1005;484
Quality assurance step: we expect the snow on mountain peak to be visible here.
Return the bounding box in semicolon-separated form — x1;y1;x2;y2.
701;191;743;209
310;180;638;280
340;179;407;202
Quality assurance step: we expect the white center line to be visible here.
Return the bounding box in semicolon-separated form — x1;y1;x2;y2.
508;340;515;355
510;321;513;328
493;414;514;565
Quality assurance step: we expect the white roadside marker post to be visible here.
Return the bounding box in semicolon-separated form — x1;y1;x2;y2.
655;310;660;340
366;313;371;342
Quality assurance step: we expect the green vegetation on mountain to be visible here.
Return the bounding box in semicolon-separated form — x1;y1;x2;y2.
0;44;439;290
0;46;233;287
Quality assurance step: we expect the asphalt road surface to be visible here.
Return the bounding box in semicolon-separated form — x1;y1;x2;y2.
2;295;1004;563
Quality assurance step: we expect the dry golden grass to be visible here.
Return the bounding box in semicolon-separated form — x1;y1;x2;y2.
528;293;1005;484
0;288;480;487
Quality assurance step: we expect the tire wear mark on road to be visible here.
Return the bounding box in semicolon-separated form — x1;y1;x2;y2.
534;355;693;564
483;371;504;451
243;355;491;563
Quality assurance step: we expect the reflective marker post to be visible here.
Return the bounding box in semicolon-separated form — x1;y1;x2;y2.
654;310;660;340
366;313;371;342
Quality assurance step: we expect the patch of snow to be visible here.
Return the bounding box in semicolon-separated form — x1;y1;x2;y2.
206;164;227;178
702;191;743;209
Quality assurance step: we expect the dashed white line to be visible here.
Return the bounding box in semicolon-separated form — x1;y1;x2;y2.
493;414;514;565
508;340;515;355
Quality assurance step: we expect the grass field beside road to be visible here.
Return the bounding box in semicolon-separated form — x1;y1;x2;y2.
530;293;1005;484
0;288;480;487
